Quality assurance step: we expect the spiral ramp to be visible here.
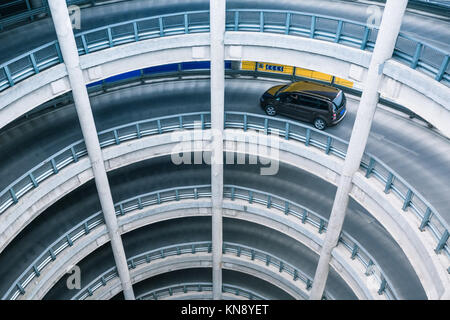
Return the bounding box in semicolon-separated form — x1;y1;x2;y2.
0;0;448;301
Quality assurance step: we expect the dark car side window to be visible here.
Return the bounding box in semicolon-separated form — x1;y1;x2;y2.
280;93;296;103
317;100;330;111
297;94;329;111
296;95;314;107
297;95;316;107
283;93;304;105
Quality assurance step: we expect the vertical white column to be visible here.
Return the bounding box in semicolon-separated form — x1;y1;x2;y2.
47;0;135;300
210;0;225;300
309;0;408;300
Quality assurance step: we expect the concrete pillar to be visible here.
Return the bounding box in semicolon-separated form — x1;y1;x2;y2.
47;0;135;300
210;0;225;300
309;0;408;300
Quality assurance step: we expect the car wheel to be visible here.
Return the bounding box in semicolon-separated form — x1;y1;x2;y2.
314;118;326;130
265;105;276;116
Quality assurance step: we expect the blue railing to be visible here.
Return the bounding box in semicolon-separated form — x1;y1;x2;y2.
10;62;426;130
0;112;447;260
135;282;267;300
0;0;48;31
2;184;395;300
0;9;448;92
71;241;333;300
411;0;450;8
2;0;449;33
227;112;450;258
3;185;210;300
0;0;102;31
224;185;397;298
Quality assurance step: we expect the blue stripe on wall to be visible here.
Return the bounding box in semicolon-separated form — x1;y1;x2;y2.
87;61;233;88
143;63;179;74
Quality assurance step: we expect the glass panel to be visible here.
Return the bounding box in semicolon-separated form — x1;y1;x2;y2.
226;10;236;28
110;23;134;39
421;45;446;70
137;17;159;34
33;44;58;66
8;56;32;76
85;29;109;45
189;11;209;27
290;13;311;34
162;14;184;30
239;11;260;26
341;22;366;46
394;36;417;60
367;27;378;48
315;17;338;35
0;67;7;85
264;11;287;29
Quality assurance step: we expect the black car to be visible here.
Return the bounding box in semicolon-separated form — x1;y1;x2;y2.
260;81;347;130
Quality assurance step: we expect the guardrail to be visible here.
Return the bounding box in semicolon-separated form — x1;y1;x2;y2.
370;0;450;10
410;0;450;9
2;184;395;300
0;111;208;215
0;112;447;271
224;185;397;299
0;0;48;31
0;0;105;31
0;9;448;93
2;185;209;300
226;112;450;258
72;241;333;300
14;61;433;130
7;62;429;133
135;282;267;300
2;0;449;33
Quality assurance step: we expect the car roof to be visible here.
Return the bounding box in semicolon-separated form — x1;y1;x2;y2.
281;81;340;100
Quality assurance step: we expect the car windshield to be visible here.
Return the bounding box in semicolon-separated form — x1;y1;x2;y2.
275;85;289;95
333;91;343;107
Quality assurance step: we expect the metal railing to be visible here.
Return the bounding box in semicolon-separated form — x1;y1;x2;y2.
8;63;428;132
3;184;395;300
1;9;448;92
136;282;267;300
370;0;450;9
224;185;397;299
410;0;450;8
0;111;209;215
225;112;450;258
0;10;209;92
72;241;332;300
2;0;449;33
0;112;447;268
2;185;210;300
0;0;49;31
0;0;108;31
